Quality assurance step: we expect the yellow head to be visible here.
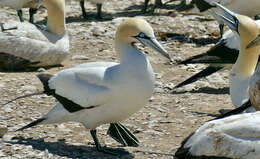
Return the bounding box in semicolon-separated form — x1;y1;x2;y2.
115;18;171;61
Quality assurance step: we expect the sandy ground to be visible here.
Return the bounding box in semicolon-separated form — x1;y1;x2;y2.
0;0;233;158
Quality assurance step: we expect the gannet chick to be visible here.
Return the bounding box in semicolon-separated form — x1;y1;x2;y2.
191;0;260;36
15;18;171;155
176;111;260;159
0;0;43;23
0;0;69;70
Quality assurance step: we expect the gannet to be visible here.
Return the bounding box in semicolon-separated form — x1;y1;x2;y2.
142;0;163;13
0;0;43;23
175;5;260;158
175;111;260;159
15;18;172;154
191;0;260;36
174;20;260;89
0;0;69;70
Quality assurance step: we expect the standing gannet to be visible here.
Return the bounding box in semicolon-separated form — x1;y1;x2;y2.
191;0;260;36
15;18;172;154
66;0;104;19
0;0;43;23
175;4;260;158
0;0;69;70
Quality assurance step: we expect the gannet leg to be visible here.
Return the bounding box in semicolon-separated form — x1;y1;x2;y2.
29;8;38;23
17;10;24;22
107;123;139;147
90;129;117;155
80;0;88;19
142;0;150;13
96;3;102;19
219;23;224;38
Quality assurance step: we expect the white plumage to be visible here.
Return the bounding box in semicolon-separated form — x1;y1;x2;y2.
0;0;69;70
17;17;171;154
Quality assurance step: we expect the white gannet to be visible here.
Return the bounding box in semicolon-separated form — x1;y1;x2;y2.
15;18;172;154
175;111;260;159
0;0;43;23
191;0;260;36
0;0;69;70
175;4;260;158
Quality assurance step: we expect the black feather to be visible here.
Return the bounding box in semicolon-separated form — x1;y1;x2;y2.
191;0;215;12
179;40;239;65
16;118;46;131
174;65;224;89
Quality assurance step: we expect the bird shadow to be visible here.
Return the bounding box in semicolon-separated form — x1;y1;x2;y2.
0;64;64;73
189;111;220;118
159;32;220;46
171;87;229;95
4;136;134;158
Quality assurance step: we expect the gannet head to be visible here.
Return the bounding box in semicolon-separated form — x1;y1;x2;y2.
214;3;260;50
115;18;172;61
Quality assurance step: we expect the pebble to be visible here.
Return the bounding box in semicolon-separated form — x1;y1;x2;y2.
72;55;89;60
0;127;7;138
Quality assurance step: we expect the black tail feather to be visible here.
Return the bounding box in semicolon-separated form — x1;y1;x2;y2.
213;100;252;120
107;123;139;147
16;118;46;132
174;65;224;89
37;73;54;95
178;39;238;65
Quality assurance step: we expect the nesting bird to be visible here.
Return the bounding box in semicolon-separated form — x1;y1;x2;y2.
175;4;260;158
15;17;172;154
191;0;260;36
0;0;43;23
0;0;69;70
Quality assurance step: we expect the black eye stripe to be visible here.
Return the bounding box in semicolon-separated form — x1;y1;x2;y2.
134;32;151;40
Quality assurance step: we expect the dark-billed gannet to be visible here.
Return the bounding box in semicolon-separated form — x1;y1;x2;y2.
0;0;69;70
0;0;43;23
15;18;172;154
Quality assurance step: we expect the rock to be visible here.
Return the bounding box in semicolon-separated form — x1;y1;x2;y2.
0;127;7;138
72;55;89;60
21;85;37;92
154;88;164;93
37;68;46;72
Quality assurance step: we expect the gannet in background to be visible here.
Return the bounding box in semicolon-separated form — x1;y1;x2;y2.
66;0;104;19
191;0;260;36
0;0;43;23
174;20;260;89
142;0;163;13
175;112;260;159
0;0;69;70
15;18;172;154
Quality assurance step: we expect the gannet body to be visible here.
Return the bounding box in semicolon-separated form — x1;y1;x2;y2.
176;111;260;159
0;0;69;70
16;17;171;154
0;0;43;23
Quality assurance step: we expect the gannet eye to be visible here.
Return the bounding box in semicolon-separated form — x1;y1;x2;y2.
135;32;150;40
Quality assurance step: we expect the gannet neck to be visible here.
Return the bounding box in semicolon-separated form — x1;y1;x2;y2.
232;46;259;77
43;0;65;35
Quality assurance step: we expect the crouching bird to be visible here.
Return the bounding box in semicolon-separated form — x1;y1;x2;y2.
15;17;172;155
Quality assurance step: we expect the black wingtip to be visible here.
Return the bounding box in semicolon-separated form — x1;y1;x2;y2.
37;73;54;95
16;118;46;132
212;100;252;120
173;65;224;89
175;132;194;159
191;0;215;12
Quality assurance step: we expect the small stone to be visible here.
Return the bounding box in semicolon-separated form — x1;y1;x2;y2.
37;68;46;72
154;88;164;93
0;127;7;137
72;55;89;60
